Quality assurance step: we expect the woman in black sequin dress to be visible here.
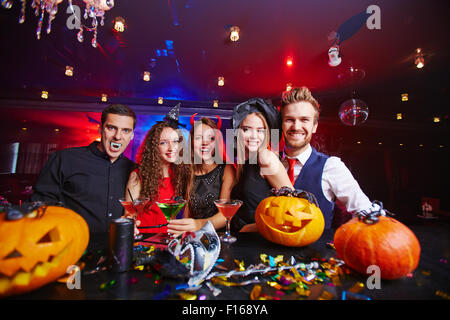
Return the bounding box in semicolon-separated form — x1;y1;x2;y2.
168;117;235;234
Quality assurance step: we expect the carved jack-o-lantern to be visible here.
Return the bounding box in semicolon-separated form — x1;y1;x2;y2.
0;205;89;297
255;189;325;247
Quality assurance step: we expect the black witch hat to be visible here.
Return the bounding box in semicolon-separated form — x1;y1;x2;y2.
158;103;186;128
232;97;280;132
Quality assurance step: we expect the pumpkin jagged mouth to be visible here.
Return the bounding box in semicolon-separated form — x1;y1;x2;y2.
260;214;312;233
0;241;72;294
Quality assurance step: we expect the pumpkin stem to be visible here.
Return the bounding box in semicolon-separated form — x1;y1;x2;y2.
270;187;319;207
356;200;385;224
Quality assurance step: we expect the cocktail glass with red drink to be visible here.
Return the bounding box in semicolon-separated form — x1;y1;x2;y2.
214;199;243;243
119;197;151;219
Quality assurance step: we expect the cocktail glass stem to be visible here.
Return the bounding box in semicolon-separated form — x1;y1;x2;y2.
225;218;231;238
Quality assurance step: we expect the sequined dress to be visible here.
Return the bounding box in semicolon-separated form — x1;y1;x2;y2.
189;164;225;219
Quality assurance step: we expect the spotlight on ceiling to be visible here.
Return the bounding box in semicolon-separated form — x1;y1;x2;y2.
230;26;240;42
143;71;151;82
113;16;126;32
65;66;74;77
415;48;424;69
286;56;294;67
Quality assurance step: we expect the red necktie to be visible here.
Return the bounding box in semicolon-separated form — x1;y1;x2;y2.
287;158;296;185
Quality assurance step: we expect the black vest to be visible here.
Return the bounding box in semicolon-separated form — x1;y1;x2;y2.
293;147;335;229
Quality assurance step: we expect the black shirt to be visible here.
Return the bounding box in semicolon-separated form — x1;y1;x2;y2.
189;164;225;219
230;161;272;231
31;142;136;233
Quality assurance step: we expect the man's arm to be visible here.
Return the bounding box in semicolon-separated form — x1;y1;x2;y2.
30;151;64;203
322;157;375;214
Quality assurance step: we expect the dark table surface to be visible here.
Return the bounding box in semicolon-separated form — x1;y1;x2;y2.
9;219;450;300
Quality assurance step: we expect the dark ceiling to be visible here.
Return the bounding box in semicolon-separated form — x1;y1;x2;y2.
0;0;449;123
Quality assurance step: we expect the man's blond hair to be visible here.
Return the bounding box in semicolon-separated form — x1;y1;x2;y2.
281;87;320;123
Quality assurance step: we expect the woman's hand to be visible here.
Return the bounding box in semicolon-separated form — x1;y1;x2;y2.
239;223;258;232
167;218;207;236
122;213;141;237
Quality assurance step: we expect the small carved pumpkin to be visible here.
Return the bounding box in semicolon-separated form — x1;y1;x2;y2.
0;205;89;297
334;205;421;280
255;189;325;247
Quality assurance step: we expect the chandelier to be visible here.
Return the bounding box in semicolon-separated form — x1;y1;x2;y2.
11;0;115;47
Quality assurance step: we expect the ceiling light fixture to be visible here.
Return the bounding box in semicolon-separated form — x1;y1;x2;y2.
401;93;408;101
286;83;293;91
217;76;224;87
328;45;342;67
213;100;219;108
286;56;293;67
143;71;151;82
101;94;107;102
158;97;164;104
113;16;126;32
41;90;48;99
396;113;402;120
65;66;74;77
415;48;424;69
230;26;240;42
74;0;115;47
14;0;114;46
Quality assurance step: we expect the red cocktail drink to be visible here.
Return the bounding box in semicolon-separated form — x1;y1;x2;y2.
214;199;243;243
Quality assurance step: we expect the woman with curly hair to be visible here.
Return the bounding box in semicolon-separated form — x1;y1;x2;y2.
124;121;189;233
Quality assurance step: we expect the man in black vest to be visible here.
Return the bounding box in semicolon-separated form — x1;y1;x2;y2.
280;87;382;229
31;104;137;233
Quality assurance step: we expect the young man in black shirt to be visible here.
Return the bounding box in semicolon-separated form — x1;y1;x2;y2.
31;104;137;233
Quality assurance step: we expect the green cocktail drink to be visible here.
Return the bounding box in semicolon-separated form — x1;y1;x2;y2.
156;199;186;221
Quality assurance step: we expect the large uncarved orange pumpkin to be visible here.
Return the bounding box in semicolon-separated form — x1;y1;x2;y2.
0;205;89;297
334;215;421;280
255;193;325;247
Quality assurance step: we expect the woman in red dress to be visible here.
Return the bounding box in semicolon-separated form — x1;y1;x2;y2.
124;121;189;233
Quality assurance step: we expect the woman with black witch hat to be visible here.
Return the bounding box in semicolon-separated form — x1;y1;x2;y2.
230;98;293;232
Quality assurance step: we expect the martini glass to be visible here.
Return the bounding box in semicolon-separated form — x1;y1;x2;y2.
119;197;150;219
214;199;243;243
155;198;187;242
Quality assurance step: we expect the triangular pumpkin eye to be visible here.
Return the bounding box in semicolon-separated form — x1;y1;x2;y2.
5;249;23;259
37;227;60;244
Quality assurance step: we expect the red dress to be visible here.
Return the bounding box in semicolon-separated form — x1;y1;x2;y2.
136;171;175;233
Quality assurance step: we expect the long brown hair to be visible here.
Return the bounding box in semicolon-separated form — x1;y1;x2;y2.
185;117;224;217
235;112;270;183
135;122;189;202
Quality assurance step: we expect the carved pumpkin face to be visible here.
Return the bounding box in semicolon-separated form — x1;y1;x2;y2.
255;196;325;247
0;206;89;297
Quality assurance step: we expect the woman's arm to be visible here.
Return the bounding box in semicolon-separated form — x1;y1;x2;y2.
123;170;142;236
125;170;141;202
259;149;293;189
